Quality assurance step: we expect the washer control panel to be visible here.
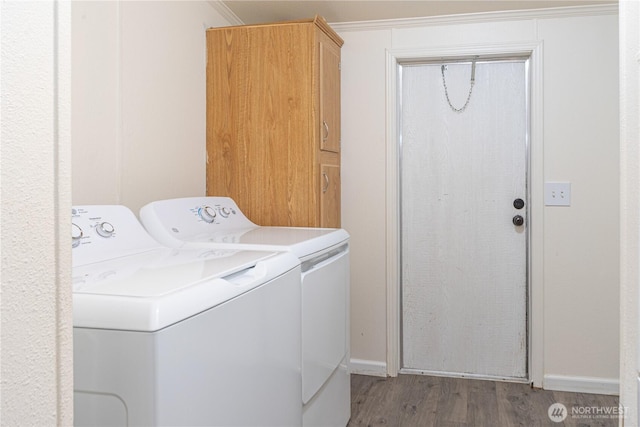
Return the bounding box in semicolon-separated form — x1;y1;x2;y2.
72;205;162;267
139;197;258;248
194;203;239;225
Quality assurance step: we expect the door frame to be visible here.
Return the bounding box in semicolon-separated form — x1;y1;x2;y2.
385;41;544;387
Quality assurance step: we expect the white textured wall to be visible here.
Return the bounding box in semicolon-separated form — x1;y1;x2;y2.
336;7;620;390
340;29;391;369
72;1;233;212
72;1;121;204
537;13;619;388
1;1;73;424
619;0;640;422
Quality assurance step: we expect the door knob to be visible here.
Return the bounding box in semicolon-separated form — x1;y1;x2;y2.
512;215;524;226
513;198;525;209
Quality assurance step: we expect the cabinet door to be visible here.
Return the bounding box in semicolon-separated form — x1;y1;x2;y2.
207;25;315;227
320;164;340;228
319;39;341;153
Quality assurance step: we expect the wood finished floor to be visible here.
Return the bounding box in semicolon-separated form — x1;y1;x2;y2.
348;374;620;427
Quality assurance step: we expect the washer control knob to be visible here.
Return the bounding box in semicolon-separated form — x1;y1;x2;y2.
219;207;231;218
72;223;83;248
96;221;115;238
199;205;217;223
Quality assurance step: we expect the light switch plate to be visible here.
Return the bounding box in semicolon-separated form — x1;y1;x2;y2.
545;182;571;206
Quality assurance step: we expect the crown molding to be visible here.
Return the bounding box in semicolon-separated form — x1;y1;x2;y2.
207;1;244;26
330;4;618;32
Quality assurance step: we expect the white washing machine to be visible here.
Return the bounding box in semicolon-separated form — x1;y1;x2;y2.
140;197;351;427
72;205;302;426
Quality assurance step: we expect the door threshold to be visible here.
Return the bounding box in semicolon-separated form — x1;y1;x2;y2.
399;367;530;384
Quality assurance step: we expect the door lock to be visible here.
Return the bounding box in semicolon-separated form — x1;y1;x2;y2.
513;198;525;209
512;215;524;226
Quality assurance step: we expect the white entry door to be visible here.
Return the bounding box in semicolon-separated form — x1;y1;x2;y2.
400;59;529;380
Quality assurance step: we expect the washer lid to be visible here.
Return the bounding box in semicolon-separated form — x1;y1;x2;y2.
73;249;300;332
139;197;349;258
174;227;349;259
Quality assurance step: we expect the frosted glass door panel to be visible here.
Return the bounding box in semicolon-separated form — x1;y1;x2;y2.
400;61;528;379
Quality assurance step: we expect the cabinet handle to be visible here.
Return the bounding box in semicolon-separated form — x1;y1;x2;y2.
322;120;329;142
322;172;329;193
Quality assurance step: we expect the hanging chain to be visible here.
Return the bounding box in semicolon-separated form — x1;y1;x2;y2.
441;59;477;113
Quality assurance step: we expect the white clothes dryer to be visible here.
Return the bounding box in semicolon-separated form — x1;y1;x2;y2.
140;197;351;427
72;205;302;427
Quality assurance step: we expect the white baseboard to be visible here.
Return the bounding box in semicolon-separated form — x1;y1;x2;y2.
349;358;387;377
543;374;619;396
347;363;619;395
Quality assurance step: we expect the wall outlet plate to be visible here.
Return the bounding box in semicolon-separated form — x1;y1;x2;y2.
545;182;571;206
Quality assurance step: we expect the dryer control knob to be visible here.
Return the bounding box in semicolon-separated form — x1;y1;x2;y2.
72;223;83;248
219;207;231;218
96;221;115;238
199;206;217;223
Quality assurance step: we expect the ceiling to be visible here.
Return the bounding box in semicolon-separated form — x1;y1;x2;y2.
221;0;616;25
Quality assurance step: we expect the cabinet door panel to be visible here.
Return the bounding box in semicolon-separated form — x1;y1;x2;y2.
207;25;315;226
320;164;340;228
207;19;342;228
319;40;341;153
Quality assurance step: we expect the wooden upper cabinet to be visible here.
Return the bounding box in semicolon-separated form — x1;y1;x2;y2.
206;16;344;228
319;34;341;153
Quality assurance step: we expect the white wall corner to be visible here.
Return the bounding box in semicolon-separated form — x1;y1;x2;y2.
55;1;74;425
619;0;640;424
1;1;73;423
350;358;388;377
206;0;243;26
543;374;620;396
